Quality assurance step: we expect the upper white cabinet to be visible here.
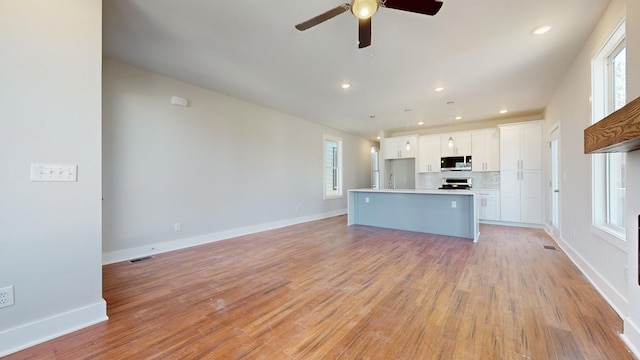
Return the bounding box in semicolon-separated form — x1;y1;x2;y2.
499;122;542;171
471;128;500;172
418;135;441;173
440;132;471;157
382;135;417;160
499;121;543;224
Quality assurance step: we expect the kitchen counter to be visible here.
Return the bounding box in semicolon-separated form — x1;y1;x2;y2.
348;189;479;242
349;188;475;195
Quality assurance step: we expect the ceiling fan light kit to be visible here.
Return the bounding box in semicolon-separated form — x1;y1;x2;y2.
352;0;379;19
295;0;443;49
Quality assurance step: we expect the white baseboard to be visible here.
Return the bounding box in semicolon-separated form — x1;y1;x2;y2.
103;209;347;265
622;317;640;359
480;220;545;228
0;300;108;358
546;230;628;317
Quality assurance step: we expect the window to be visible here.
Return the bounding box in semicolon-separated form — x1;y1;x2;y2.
324;135;343;199
371;146;379;189
591;20;626;239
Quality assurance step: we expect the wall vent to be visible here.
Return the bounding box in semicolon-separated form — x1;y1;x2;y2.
128;255;155;264
543;245;557;250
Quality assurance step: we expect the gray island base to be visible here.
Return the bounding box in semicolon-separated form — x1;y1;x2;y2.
347;189;479;242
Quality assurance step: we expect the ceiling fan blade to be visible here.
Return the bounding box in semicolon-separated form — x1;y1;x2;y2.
295;3;351;31
358;18;372;48
382;0;443;16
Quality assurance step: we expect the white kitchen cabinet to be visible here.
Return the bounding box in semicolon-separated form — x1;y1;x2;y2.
499;122;542;171
418;135;441;173
440;132;471;156
499;121;543;224
471;128;500;172
476;190;500;221
500;170;542;223
382;135;417;159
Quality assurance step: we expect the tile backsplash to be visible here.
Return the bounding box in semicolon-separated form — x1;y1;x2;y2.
418;171;500;190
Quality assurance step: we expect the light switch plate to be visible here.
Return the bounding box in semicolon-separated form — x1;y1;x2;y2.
31;163;77;182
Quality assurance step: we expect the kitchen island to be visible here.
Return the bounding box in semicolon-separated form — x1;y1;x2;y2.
347;189;479;242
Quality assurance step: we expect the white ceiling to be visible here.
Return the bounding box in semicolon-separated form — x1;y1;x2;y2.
103;0;610;139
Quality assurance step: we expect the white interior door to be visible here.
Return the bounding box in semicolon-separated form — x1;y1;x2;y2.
550;125;561;238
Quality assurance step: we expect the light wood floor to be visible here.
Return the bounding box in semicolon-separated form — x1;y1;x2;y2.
6;216;635;359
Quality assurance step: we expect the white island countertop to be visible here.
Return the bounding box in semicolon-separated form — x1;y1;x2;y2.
349;188;474;195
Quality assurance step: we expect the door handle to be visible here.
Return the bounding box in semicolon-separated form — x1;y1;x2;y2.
554;189;560;193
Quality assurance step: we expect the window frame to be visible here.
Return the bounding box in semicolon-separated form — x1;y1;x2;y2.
371;146;380;189
590;19;626;245
323;135;343;200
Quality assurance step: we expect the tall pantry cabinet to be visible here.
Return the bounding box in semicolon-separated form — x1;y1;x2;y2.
499;121;543;224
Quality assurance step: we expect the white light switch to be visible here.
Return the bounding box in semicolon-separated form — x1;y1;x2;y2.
451;201;457;208
31;163;77;182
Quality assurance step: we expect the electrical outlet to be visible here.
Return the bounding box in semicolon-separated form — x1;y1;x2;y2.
174;223;182;231
451;201;457;208
0;286;15;309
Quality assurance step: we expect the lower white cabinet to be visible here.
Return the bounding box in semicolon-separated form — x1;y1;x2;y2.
476;190;500;221
500;170;542;224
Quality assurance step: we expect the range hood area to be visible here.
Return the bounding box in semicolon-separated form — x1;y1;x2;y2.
584;96;640;153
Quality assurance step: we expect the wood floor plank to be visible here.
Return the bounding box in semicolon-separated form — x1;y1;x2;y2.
3;216;635;359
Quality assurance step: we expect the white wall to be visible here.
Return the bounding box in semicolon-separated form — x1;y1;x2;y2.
0;1;106;356
102;60;372;263
624;0;640;354
544;0;627;315
545;0;640;355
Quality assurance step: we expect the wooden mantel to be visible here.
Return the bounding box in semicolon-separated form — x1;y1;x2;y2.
585;96;640;153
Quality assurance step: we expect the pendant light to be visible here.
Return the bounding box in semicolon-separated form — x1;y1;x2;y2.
369;115;378;154
446;102;456;148
405;140;411;151
351;0;379;20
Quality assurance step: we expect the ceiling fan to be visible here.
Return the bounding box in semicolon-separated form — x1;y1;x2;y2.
295;0;443;49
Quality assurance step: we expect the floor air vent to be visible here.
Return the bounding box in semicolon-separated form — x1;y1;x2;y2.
543;245;557;250
129;255;155;264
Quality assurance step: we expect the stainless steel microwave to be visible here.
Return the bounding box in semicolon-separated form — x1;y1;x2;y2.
441;156;472;171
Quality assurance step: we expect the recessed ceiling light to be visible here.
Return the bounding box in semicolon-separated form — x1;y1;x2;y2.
418;121;425;125
404;108;412;112
455;116;462;120
500;109;508;114
376;136;381;140
341;83;351;89
434;87;445;92
533;25;552;35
